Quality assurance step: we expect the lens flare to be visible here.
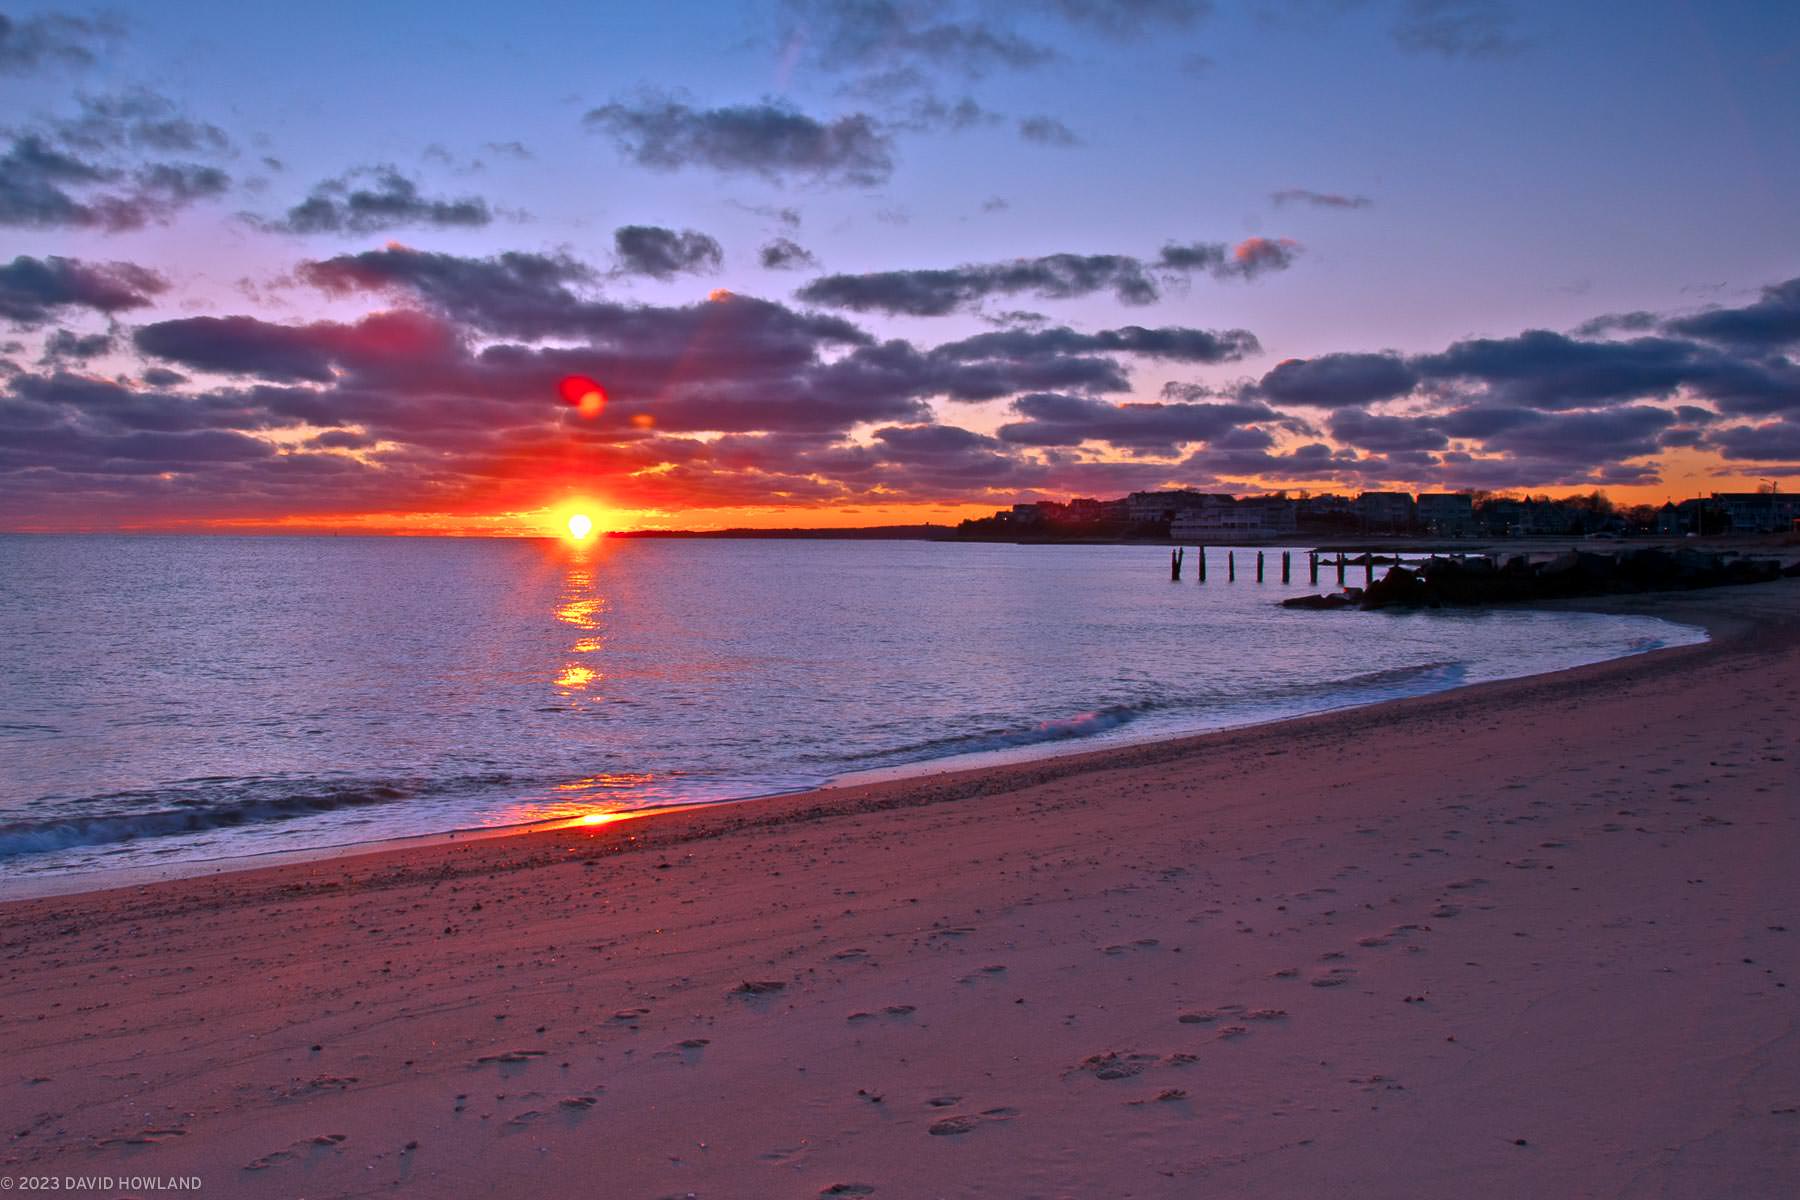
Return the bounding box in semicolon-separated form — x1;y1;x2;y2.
558;375;607;418
567;512;594;540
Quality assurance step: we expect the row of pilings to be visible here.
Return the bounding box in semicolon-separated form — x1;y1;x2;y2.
1169;548;1409;585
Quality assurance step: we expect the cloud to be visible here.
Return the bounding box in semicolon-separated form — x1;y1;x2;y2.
1270;187;1371;209
760;237;819;270
0;10;120;75
1181;438;1379;483
299;246;600;339
134;310;463;384
1664;277;1800;350
260;167;493;234
1466;405;1680;464
0;255;169;326
1570;310;1660;338
584;95;895;186
38;328;113;363
1227;236;1301;276
0;133;230;231
779;0;1055;79
298;247;872;363
1392;0;1531;59
17;233;1800;530
51;89;232;156
931;324;1260;364
1325;407;1450;453
1413;329;1713;410
1018;115;1080;146
732;200;802;228
612;225;723;279
1253;353;1418;408
1709;419;1800;463
893;94;1002;133
1046;0;1213;37
998;391;1278;454
797;238;1299;316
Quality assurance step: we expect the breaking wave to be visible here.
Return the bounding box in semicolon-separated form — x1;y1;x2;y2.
0;773;518;859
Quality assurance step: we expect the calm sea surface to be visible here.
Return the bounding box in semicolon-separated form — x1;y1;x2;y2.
0;535;1704;881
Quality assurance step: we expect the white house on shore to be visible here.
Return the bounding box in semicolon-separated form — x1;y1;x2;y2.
1171;497;1298;538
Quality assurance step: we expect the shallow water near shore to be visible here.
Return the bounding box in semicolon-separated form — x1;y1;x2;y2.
0;534;1705;881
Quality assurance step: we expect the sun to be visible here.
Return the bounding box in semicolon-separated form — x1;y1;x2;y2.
566;512;595;540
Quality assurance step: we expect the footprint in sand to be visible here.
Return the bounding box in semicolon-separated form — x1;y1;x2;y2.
1073;1052;1158;1080
1101;938;1161;956
244;1133;347;1171
1128;1088;1189;1106
104;1126;189;1147
928;1107;1019;1136
475;1049;547;1066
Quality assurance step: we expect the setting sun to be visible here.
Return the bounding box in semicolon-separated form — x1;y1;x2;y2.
566;512;594;540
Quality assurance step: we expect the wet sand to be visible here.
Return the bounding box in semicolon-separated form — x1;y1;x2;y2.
3;581;1797;1198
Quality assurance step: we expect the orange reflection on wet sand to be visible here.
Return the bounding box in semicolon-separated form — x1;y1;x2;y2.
487;772;684;831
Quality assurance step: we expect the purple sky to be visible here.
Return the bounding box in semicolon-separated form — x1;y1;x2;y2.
2;0;1798;531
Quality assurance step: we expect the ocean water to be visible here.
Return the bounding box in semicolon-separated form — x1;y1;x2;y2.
0;535;1704;882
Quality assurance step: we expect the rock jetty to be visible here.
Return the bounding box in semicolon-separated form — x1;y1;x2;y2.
1283;548;1796;612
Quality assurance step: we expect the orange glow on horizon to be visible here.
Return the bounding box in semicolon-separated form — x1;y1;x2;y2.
65;444;1783;539
567;512;594;540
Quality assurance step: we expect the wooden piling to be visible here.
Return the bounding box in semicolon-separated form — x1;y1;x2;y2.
1171;547;1181;581
1256;551;1264;582
1197;546;1206;582
1309;552;1319;584
1365;555;1374;586
1228;551;1236;582
1336;552;1346;584
1282;551;1291;584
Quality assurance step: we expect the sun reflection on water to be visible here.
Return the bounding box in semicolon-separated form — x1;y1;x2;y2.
554;664;597;690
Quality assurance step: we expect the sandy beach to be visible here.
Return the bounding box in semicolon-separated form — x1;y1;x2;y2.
3;580;1797;1199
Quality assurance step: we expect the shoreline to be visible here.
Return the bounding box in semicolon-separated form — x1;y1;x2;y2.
4;579;1796;1197
0;598;1711;903
0;587;1755;910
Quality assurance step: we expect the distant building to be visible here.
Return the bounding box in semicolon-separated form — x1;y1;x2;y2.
1126;490;1231;523
1519;499;1582;535
1357;491;1416;531
1067;497;1130;522
1171;497;1297;539
1480;498;1525;536
1712;492;1800;533
1010;502;1047;527
1298;493;1357;518
1415;492;1475;536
